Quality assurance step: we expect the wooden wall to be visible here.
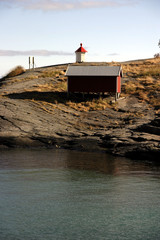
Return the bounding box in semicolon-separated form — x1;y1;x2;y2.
68;76;118;93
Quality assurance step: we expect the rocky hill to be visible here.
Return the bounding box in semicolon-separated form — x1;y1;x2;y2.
0;59;160;160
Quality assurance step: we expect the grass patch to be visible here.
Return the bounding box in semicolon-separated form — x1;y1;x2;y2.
122;78;160;108
31;81;67;93
66;97;117;112
121;58;160;109
4;66;25;78
53;81;67;92
138;67;160;77
39;70;65;78
122;58;160;79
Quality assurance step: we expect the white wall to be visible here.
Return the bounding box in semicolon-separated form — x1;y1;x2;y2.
76;52;86;62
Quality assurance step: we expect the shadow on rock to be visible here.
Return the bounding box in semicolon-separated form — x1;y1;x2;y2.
7;91;110;104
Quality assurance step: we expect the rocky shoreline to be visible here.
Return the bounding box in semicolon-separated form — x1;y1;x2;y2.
0;63;160;160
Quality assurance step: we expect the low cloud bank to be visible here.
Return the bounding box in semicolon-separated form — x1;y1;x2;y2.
0;0;137;11
0;49;73;56
107;53;119;56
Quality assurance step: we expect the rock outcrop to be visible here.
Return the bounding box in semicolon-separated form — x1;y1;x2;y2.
0;63;159;160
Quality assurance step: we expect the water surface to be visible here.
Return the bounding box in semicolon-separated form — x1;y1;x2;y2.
0;149;160;240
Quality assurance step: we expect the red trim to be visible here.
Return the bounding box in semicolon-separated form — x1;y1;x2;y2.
117;76;121;93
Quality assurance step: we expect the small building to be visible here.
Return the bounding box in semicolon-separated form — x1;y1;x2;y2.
75;43;87;63
66;65;123;99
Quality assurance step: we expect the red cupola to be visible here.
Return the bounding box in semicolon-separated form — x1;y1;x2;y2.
75;43;87;53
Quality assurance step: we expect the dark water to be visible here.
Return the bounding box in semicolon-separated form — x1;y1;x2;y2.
0;149;160;240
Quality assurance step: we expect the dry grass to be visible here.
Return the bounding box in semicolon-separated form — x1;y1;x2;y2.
122;78;160;108
66;97;117;112
32;83;55;92
121;58;160;108
30;100;56;114
4;66;25;78
39;70;65;78
122;58;160;78
31;81;67;93
26;91;117;112
138;67;160;78
2;76;39;86
53;81;67;92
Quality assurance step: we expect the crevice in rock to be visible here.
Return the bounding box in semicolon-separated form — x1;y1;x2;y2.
0;115;28;134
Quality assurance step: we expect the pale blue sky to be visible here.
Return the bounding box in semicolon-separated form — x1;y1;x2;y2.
0;0;159;77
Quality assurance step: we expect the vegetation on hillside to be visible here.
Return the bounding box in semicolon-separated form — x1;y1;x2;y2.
121;58;160;113
1;58;159;113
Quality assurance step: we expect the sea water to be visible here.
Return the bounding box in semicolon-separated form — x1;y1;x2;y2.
0;149;160;240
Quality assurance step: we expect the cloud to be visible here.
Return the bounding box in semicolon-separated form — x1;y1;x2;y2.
0;49;73;56
0;0;138;11
107;53;119;56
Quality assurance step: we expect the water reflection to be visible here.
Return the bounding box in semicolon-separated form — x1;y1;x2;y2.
0;149;160;176
0;149;160;240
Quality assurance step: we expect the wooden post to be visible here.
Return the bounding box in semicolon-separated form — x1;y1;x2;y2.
29;57;31;70
115;93;120;101
115;93;117;101
32;57;34;70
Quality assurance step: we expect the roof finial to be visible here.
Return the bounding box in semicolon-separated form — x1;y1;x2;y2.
80;43;82;47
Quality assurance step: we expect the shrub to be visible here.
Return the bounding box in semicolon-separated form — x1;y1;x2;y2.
4;66;25;78
154;53;160;58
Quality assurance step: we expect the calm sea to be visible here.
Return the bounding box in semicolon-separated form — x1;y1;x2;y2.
0;149;160;240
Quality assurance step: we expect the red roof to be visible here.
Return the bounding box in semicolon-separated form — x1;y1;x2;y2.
75;43;87;53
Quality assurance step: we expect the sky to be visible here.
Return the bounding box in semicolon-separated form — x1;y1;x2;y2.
0;0;159;77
